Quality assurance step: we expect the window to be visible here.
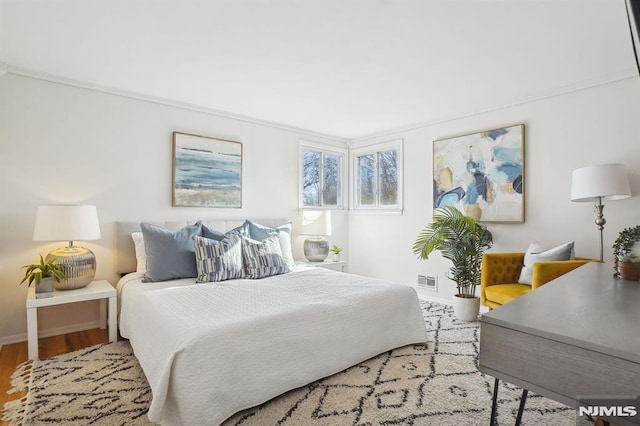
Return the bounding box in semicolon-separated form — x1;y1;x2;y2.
300;142;346;208
352;140;403;210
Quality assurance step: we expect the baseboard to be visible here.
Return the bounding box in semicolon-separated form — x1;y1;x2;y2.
416;293;452;306
0;320;103;347
416;293;490;314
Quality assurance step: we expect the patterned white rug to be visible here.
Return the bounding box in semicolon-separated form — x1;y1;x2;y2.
3;301;578;425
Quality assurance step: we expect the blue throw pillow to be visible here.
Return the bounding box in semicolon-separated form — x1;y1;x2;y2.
227;221;249;238
241;235;290;279
246;220;294;268
193;234;244;282
195;220;226;241
140;222;202;282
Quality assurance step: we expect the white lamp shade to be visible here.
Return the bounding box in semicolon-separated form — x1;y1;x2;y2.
301;210;332;236
570;164;631;202
33;205;101;242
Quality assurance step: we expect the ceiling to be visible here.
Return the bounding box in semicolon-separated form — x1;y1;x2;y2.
0;0;637;140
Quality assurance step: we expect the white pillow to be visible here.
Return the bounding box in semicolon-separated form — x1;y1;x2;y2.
245;220;295;268
131;232;147;274
518;240;575;285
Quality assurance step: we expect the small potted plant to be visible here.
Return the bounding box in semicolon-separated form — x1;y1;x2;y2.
21;255;66;298
613;225;640;278
330;245;342;262
413;206;493;321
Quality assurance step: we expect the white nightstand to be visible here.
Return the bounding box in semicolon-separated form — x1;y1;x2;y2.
297;260;348;273
26;280;117;360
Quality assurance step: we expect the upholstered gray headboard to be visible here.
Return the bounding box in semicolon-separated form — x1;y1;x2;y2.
114;218;289;275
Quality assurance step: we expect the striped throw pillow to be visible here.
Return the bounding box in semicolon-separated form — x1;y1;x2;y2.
192;234;244;282
241;235;291;279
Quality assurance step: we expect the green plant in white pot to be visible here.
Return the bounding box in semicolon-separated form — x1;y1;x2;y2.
413;206;493;321
21;255;66;298
330;245;342;262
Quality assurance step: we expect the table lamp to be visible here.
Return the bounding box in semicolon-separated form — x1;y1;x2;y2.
33;205;101;290
570;164;631;261
301;210;332;262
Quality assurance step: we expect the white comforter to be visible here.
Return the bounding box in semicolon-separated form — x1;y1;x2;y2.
118;266;427;426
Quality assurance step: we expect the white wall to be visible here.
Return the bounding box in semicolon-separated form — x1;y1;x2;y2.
348;77;640;301
0;73;348;344
2;72;639;344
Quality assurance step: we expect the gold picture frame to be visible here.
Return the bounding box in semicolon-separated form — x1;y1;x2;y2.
172;132;243;208
433;124;525;223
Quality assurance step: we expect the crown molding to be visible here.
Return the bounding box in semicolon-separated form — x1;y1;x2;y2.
349;70;639;144
5;64;349;144
5;64;637;145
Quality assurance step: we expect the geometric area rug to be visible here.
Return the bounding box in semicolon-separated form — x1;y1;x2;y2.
3;301;579;426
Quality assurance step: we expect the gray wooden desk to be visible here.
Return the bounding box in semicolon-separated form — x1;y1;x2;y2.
479;262;640;425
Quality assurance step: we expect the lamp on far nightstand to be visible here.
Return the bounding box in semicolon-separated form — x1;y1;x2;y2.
33;205;101;290
301;210;332;262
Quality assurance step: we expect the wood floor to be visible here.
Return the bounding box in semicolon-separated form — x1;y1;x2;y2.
0;328;109;426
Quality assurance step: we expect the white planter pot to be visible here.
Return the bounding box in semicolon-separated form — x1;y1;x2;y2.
332;253;341;262
451;294;480;322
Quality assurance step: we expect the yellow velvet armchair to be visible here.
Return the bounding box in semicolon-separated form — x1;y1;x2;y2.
481;253;593;309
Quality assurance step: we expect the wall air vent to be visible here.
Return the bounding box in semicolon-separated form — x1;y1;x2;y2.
418;275;437;290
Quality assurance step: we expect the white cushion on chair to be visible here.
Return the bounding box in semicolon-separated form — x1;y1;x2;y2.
518;240;574;285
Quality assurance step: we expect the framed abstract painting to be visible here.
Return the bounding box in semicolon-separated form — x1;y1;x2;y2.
172;132;243;208
433;124;524;223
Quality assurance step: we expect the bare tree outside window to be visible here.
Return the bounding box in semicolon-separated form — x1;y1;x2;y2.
356;148;399;207
303;141;399;210
358;154;376;205
302;148;343;208
303;150;321;206
379;150;398;205
323;153;340;205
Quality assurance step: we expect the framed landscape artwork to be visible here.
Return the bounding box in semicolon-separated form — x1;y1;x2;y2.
433;124;524;223
172;132;242;208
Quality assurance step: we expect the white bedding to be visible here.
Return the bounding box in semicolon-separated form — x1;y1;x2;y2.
117;266;427;426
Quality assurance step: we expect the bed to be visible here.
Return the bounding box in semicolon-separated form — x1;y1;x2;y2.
115;219;427;426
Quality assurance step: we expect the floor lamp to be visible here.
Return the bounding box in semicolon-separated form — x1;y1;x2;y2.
570;164;631;261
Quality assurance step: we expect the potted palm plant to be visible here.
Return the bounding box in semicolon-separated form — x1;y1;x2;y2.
413;206;493;321
21;255;66;298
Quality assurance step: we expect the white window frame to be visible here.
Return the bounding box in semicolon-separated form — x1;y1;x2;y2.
299;140;348;210
350;139;403;212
